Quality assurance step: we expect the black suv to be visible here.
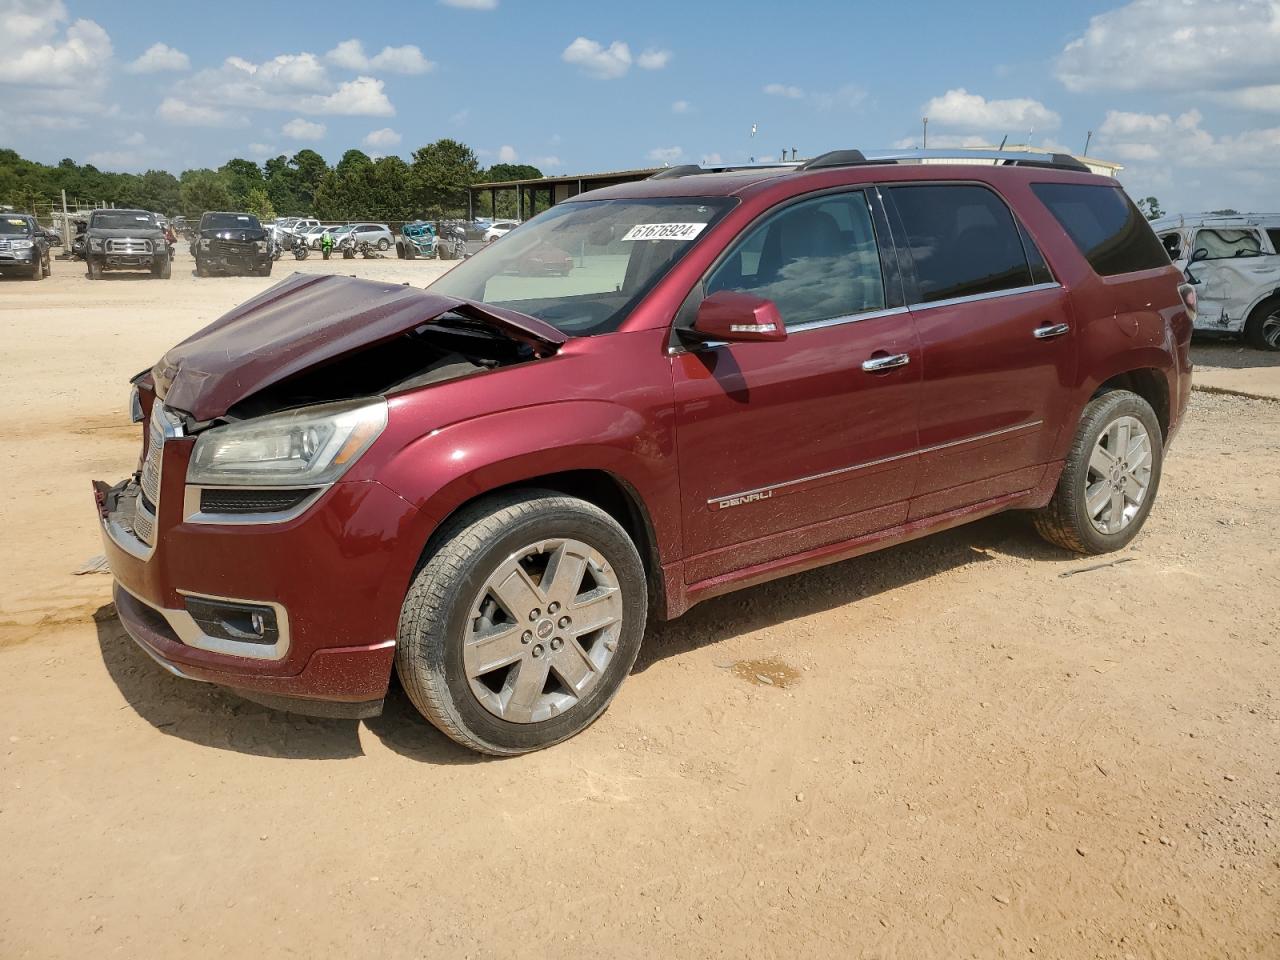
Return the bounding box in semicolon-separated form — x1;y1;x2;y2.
193;211;272;277
0;214;54;281
84;209;170;280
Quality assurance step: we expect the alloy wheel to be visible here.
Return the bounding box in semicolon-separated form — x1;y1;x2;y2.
463;538;624;724
1085;415;1152;535
1263;308;1280;349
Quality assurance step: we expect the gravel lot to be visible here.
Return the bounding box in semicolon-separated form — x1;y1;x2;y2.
1;253;1277;959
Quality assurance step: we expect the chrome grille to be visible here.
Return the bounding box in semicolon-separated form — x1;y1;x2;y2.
0;240;12;252
106;238;152;254
134;405;180;547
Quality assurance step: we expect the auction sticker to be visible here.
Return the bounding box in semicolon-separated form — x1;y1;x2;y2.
621;222;707;242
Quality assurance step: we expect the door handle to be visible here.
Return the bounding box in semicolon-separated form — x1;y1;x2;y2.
1033;322;1070;340
861;353;910;373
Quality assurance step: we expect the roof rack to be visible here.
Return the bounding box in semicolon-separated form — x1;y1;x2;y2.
798;148;1091;174
647;161;801;180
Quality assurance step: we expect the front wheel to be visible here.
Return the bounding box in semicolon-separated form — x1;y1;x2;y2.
1032;389;1163;554
1243;296;1280;351
377;237;389;251
396;491;647;755
86;259;102;280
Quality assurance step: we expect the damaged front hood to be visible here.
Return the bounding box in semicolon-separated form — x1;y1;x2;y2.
152;272;567;421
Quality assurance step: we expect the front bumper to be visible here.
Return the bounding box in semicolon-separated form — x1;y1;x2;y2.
0;249;38;266
94;453;419;717
200;250;270;271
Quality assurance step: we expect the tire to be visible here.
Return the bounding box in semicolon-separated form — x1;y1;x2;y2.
405;243;416;260
28;257;44;280
377;237;389;251
153;257;172;279
1243;295;1280;351
194;258;207;278
86;258;102;280
1032;389;1164;555
396;490;648;755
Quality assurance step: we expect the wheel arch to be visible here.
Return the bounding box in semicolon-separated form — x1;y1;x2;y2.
1092;367;1171;438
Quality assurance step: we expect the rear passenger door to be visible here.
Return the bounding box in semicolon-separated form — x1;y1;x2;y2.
1188;227;1278;329
883;183;1077;519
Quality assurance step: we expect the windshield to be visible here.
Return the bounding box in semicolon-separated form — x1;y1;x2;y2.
429;197;735;335
0;217;33;236
203;213;262;231
91;211;157;230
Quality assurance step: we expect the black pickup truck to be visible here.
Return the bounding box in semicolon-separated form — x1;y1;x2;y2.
193;211;272;277
84;209;171;279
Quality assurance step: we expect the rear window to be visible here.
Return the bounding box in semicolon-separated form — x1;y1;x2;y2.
1031;183;1169;276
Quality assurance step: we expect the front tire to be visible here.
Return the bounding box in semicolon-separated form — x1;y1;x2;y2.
1244;295;1280;351
1032;389;1163;554
86;259;102;280
396;491;647;755
377;237;389;251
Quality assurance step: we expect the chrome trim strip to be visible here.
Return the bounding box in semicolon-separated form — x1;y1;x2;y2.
908;282;1061;313
174;590;291;661
183;485;328;526
708;419;1043;507
788;305;909;333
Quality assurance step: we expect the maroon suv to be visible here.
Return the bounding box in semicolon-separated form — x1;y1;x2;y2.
95;149;1194;754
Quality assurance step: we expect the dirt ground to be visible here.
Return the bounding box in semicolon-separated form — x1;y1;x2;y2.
1;252;1278;959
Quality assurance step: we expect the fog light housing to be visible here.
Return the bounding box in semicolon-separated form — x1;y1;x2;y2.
184;596;279;646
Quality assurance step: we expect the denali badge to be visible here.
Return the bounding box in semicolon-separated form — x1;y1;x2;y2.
715;489;773;510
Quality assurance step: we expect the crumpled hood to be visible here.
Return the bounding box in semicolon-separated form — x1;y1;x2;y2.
199;226;267;243
152;273;567;421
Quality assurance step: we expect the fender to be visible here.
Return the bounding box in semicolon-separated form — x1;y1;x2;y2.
372;398;680;577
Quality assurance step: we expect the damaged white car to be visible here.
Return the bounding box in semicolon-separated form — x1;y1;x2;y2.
1152;214;1280;350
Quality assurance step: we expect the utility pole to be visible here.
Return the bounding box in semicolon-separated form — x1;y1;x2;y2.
1082;130;1092;156
922;117;928;149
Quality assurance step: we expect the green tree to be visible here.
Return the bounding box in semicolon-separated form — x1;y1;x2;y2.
179;169;233;216
288;149;330;211
335;149;373;179
244;186;276;221
218;158;264;207
1207;208;1240;216
1136;196;1164;220
409;139;479;219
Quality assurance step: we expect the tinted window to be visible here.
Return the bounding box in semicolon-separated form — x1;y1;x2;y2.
1194;228;1262;260
888;184;1032;303
1031;183;1169;276
706;191;886;328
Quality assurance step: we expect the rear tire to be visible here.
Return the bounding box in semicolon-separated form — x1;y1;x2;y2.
1032;389;1163;554
1243;295;1280;351
377;237;389;251
86;259;102;280
396;491;647;755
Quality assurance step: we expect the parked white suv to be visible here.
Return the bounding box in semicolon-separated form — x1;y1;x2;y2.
1152;213;1280;350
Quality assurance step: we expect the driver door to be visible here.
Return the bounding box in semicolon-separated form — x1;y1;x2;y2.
671;189;921;585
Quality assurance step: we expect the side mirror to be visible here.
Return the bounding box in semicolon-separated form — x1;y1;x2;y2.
691;290;787;343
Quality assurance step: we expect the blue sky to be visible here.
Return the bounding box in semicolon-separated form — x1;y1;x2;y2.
2;0;1278;211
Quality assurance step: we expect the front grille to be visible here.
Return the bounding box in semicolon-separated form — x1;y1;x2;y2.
199;488;314;514
0;240;12;252
106;238;152;254
209;240;254;256
134;405;180;547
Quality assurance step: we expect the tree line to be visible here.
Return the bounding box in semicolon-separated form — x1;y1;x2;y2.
0;141;542;223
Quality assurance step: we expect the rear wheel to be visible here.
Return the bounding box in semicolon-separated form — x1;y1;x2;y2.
86;258;102;280
1243;295;1280;351
377;237;389;251
396;491;647;755
1032;389;1163;554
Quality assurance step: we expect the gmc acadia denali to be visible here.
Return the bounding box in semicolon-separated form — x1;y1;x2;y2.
94;149;1194;754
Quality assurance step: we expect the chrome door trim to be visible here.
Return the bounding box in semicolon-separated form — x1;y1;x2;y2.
1033;322;1071;339
707;419;1043;508
862;353;911;372
908;282;1061;313
788;305;909;333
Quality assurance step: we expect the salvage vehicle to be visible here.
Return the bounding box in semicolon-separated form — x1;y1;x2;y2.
396;220;439;259
0;214;54;281
1152;213;1280;350
193;211;272;277
95;149;1193;754
83;209;170;280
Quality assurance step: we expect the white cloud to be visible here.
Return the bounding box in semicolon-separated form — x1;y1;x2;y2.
325;39;434;74
531;155;562;169
86;150;150;170
363;127;402;149
497;144;519;163
450;108;470;124
1056;0;1280;93
121;131;146;146
282;117;326;140
441;0;497;7
0;9;111;87
1208;84;1280;112
562;37;632;79
923;88;1060;132
813;84;868;111
648;146;683;163
763;83;804;99
156;97;245;128
893;133;989;149
172;51;397;117
672;99;692;114
247;142;276;158
636;48;672;70
125;42;189;73
303;76;394;116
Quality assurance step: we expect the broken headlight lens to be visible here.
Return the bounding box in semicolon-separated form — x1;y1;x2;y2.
187;398;388;487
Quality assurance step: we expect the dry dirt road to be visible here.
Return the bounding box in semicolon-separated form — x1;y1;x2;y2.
2;254;1278;959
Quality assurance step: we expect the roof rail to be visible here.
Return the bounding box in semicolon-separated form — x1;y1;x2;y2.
796;148;1093;174
647;160;801;180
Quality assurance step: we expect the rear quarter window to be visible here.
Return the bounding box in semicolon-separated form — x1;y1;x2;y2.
1031;183;1169;277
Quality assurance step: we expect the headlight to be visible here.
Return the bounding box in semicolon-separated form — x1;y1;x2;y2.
199;239;211;249
89;238;103;250
187;399;388;487
255;240;268;252
11;239;34;250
